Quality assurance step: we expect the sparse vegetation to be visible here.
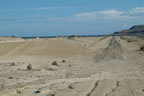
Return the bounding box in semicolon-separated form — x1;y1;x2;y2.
62;60;66;63
8;77;13;79
10;36;17;38
47;93;55;96
140;45;144;51
68;64;72;67
27;64;32;70
0;85;4;90
67;35;76;39
127;40;133;43
51;94;55;96
52;61;58;66
68;85;74;89
45;67;55;71
35;90;41;93
16;89;23;94
10;62;15;66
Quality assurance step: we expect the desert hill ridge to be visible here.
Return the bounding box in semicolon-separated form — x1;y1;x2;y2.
113;24;144;35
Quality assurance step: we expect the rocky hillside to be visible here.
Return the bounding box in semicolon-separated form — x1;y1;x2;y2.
113;25;144;35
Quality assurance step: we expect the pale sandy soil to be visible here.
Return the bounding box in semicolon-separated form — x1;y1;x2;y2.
0;36;144;96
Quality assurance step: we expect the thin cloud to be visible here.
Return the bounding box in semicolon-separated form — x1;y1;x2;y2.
99;9;124;16
0;6;84;12
74;7;144;20
0;7;63;12
29;7;65;11
30;7;53;10
129;7;144;15
98;9;133;19
75;12;97;18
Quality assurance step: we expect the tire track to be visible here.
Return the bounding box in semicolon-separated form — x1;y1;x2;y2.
95;36;124;62
104;81;120;96
87;81;99;96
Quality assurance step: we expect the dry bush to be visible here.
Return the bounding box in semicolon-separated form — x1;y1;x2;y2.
62;60;66;63
67;35;76;40
35;90;41;93
27;64;32;70
52;61;58;66
8;77;13;79
127;40;133;43
140;45;144;51
16;89;24;94
10;62;15;66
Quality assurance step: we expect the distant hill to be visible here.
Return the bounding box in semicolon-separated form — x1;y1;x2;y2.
113;25;144;35
0;36;24;42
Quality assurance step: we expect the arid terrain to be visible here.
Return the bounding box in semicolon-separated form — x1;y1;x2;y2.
0;36;144;96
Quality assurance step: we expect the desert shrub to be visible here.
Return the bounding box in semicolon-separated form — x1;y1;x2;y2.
62;60;66;63
35;90;41;93
46;68;55;71
8;77;13;79
10;36;17;38
16;89;23;94
68;85;74;89
52;61;58;66
27;64;32;70
47;93;55;96
127;40;133;43
11;62;15;66
140;45;144;51
67;35;76;39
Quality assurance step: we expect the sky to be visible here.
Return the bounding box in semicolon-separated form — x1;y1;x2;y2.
0;0;144;37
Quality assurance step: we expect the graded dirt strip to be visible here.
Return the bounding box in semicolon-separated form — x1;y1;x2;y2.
95;36;124;62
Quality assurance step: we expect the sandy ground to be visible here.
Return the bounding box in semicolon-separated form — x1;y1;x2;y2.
0;36;144;96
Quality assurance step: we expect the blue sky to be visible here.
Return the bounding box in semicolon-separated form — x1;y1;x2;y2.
0;0;144;36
